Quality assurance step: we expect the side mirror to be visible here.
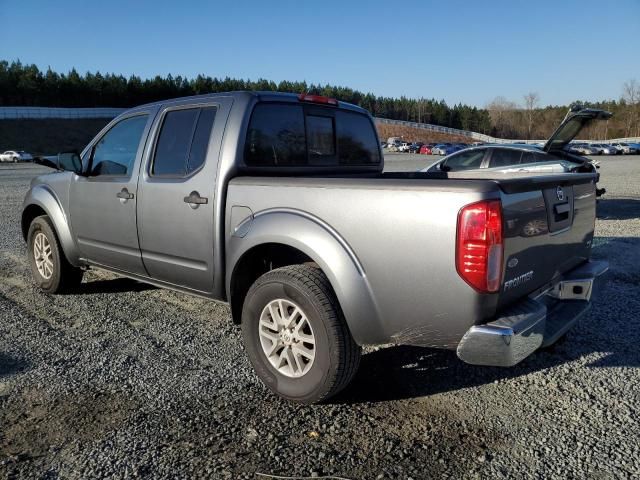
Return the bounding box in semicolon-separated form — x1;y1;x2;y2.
33;156;59;170
57;151;83;175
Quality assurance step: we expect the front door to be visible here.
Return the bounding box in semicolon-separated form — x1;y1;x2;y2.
69;112;154;275
137;101;225;293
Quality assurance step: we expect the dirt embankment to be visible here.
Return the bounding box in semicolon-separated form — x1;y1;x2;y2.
376;123;473;144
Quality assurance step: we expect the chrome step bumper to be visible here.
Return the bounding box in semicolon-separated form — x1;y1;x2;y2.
457;260;609;367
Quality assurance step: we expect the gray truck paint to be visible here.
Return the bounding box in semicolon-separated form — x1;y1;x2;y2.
21;91;606;361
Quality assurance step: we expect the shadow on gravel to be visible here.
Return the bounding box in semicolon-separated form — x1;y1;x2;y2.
337;336;636;404
0;353;29;377
596;198;640;220
66;277;157;295
338;235;640;403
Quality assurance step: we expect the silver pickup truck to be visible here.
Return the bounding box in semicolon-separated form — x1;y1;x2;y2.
22;92;608;403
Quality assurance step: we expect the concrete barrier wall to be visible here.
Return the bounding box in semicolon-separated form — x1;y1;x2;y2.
0;107;126;119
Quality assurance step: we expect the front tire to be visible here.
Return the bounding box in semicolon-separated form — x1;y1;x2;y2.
241;265;361;404
27;216;83;293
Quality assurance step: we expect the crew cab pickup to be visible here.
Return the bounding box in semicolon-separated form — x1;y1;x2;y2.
22;92;608;403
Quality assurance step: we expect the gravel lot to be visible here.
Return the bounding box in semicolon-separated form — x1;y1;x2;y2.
1;156;639;479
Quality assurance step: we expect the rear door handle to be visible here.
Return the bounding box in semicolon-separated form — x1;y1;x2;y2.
116;188;134;200
183;191;208;207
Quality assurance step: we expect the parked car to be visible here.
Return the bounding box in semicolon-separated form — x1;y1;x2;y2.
610;143;629;154
609;144;624;155
589;143;616;155
23;92;608;404
419;144;433;155
627;143;640;153
0;150;33;162
397;142;411;152
408;142;423;153
431;143;458;155
568;143;596;155
424;144;598;175
423;107;611;197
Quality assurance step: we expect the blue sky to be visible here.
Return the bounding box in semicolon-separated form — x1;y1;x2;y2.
1;0;639;107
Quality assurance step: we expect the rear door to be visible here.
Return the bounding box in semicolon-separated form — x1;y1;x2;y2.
136;99;230;293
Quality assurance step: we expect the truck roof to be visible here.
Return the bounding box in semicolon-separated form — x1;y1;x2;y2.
129;91;370;116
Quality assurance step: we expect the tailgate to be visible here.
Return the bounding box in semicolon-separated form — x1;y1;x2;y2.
497;173;597;307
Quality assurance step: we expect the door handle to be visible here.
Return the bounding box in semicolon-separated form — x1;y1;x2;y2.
183;191;208;208
116;188;134;200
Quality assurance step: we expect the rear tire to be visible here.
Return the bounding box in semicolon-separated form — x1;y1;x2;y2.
27;215;83;293
241;265;361;404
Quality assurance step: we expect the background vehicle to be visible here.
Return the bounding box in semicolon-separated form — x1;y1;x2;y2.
611;143;630;154
397;142;411;152
606;144;621;155
22;93;608;404
627;142;640;153
431;143;450;155
569;143;597;155
0;150;33;162
419;144;433;155
568;144;589;155
589;143;615;155
423;144;597;175
408;142;423;153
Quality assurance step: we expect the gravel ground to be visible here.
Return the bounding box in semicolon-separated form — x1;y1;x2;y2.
1;157;639;479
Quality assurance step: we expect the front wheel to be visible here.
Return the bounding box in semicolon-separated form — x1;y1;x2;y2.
27;216;83;293
241;265;361;404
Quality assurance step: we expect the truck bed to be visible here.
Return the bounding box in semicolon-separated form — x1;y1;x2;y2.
226;172;598;348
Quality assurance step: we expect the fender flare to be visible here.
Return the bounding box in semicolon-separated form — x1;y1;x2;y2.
226;208;386;345
22;185;82;266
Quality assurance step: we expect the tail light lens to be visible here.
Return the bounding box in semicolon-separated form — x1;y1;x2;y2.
456;200;503;293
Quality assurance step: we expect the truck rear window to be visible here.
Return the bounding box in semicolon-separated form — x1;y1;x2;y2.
244;103;380;167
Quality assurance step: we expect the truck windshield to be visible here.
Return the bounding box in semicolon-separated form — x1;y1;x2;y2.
244;103;381;167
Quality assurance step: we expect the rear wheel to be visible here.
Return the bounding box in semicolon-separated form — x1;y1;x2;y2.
241;265;361;404
27;216;83;293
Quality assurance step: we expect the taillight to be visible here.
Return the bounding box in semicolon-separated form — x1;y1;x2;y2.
456;200;503;293
297;93;339;106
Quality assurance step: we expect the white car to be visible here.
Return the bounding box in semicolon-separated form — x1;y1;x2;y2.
397;142;411;152
611;143;632;154
0;150;33;163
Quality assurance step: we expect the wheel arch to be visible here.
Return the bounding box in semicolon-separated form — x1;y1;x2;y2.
226;210;385;346
22;185;82;267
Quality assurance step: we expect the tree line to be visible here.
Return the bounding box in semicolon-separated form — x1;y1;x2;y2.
1;60;638;140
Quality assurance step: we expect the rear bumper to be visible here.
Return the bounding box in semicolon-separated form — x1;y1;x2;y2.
456;260;608;367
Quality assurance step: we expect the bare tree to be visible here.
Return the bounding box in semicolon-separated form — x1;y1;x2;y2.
622;79;639;137
523;92;540;140
486;96;519;138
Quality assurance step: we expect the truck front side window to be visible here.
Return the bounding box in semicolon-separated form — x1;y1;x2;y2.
90;115;148;176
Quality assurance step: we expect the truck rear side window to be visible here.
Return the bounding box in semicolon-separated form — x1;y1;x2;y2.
244;104;306;166
335;110;380;165
244;103;380;167
152;106;217;176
